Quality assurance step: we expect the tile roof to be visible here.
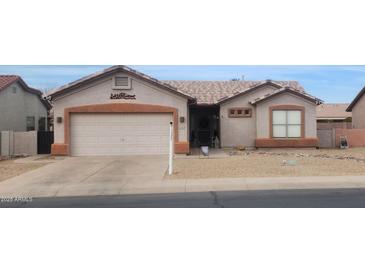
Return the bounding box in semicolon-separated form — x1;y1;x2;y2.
162;80;306;104
0;75;20;91
317;103;352;119
249;87;322;105
47;65;320;106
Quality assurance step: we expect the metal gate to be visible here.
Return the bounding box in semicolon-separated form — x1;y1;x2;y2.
37;131;54;154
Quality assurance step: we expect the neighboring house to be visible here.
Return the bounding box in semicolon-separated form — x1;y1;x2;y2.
347;86;365;129
48;66;322;156
316;104;352;130
0;75;51;132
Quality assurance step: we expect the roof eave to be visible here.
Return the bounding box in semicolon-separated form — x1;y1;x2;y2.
346;86;365;112
250;88;323;105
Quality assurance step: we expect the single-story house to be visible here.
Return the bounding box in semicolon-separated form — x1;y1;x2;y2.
316;104;352;130
347;86;365;129
47;66;322;156
0;75;51;132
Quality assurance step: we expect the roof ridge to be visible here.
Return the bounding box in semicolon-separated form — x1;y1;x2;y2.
0;75;20;77
162;80;261;82
162;80;301;83
163;79;298;81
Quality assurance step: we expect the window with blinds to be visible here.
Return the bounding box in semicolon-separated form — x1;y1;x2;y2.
272;110;302;138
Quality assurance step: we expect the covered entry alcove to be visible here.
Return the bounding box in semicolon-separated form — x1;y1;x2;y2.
189;104;220;148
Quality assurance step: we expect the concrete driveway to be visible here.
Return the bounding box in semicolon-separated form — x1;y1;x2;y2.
0;155;178;198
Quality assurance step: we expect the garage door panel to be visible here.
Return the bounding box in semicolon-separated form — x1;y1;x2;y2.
72;135;168;145
74;146;168;156
72;136;99;144
70;113;171;156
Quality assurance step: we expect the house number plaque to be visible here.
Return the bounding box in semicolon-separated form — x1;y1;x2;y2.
110;92;136;100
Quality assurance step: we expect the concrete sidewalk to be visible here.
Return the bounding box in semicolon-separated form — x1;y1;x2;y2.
2;171;365;198
118;175;365;195
172;175;365;194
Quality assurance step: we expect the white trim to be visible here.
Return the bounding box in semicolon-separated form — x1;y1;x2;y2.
168;121;173;175
316;117;349;120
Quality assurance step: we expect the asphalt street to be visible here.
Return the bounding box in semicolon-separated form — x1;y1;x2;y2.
3;188;365;208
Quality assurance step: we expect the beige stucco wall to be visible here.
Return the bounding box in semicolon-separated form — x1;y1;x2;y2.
352;94;365;129
220;85;278;147
53;73;188;144
0;130;37;156
256;93;317;138
0;82;48;131
13;131;37;155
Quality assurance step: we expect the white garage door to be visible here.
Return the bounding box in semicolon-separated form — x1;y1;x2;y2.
70;113;172;156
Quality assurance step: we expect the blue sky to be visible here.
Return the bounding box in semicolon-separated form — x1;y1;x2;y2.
0;65;364;103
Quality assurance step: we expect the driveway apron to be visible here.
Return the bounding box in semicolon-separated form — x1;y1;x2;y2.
0;155;168;197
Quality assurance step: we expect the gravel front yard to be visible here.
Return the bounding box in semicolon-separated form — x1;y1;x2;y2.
0;160;47;182
170;148;365;179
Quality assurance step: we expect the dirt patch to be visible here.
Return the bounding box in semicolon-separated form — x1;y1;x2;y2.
0;160;48;182
235;148;365;161
170;148;365;179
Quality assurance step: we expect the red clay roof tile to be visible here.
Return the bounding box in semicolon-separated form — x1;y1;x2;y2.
0;75;20;91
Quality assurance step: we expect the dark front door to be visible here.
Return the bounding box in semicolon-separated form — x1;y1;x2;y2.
189;105;220;148
198;116;211;145
37;131;54;154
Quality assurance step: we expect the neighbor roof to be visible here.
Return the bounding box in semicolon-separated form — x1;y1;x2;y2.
0;75;51;110
249;87;322;105
48;65;194;100
347;86;365;112
317;103;351;119
163;80;306;105
0;75;21;91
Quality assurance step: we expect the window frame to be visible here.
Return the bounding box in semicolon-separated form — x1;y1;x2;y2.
228;107;252;118
26;116;35;131
270;106;305;139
